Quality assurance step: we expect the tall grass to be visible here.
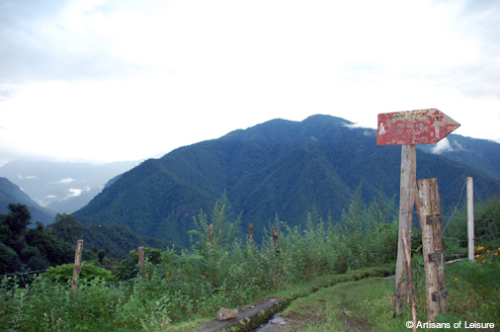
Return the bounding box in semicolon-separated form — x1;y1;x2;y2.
0;189;400;331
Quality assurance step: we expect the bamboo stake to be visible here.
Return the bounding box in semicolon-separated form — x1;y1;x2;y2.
467;177;474;261
209;223;214;244
248;223;254;245
138;246;146;279
271;227;280;258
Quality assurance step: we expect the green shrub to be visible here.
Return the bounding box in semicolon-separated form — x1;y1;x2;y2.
41;263;112;284
20;246;40;263
0;243;22;275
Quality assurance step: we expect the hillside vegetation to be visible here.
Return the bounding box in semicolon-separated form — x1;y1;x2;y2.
73;115;500;248
3;191;499;331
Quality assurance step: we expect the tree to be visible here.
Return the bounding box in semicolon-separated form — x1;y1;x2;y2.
0;203;31;246
98;250;106;264
50;213;83;245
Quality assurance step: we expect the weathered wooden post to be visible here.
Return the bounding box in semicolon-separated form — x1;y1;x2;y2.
377;109;459;317
271;227;280;258
418;178;447;320
467;177;474;261
402;229;417;332
209;223;214;244
71;240;83;292
394;144;417;314
138;246;146;279
248;223;254;245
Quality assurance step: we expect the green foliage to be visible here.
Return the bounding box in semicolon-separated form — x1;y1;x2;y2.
0;204;31;257
50;213;83;245
443;198;500;253
19;246;40;263
41;263;112;284
0;205;75;277
82;223;175;259
140;295;172;332
0;242;22;275
454;259;500;301
5;191;499;331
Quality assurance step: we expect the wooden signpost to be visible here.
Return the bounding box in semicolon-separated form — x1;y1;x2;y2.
377;109;460;318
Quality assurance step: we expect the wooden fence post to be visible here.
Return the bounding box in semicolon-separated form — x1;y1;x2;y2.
71;240;83;292
418;178;447;321
402;229;417;332
394;144;417;316
248;223;254;245
209;223;214;244
467;177;474;261
138;246;146;279
271;227;280;258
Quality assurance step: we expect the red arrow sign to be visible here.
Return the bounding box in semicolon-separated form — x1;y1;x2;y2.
377;109;460;145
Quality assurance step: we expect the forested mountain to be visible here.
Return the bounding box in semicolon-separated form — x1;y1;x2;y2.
0;160;139;214
418;134;500;180
73;115;500;247
0;177;55;224
82;224;176;258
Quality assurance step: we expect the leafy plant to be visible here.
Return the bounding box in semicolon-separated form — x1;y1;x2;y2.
41;263;112;284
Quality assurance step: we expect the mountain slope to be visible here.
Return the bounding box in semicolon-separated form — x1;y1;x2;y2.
73;115;500;247
0;177;55;224
82;224;176;258
418;134;500;180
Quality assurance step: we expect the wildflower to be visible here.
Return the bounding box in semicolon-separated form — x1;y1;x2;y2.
481;256;484;258
483;260;486;263
487;250;490;253
476;254;480;258
495;253;498;256
454;278;458;281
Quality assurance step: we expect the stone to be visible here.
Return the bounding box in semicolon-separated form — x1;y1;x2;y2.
217;307;238;321
270;317;287;325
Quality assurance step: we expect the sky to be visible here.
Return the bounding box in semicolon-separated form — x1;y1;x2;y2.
1;0;499;166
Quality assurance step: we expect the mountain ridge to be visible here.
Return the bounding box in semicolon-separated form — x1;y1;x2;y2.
0;159;140;214
73;114;500;247
0;177;55;224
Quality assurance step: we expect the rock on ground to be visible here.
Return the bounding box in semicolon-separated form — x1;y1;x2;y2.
217;307;238;321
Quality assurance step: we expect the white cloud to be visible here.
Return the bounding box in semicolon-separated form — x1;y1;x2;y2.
55;178;75;184
0;0;499;163
343;123;364;129
17;174;38;179
67;188;82;198
432;138;454;154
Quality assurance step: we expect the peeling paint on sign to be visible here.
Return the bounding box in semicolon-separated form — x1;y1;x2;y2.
377;109;460;145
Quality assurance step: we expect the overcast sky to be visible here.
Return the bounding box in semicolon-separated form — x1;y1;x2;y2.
1;0;499;165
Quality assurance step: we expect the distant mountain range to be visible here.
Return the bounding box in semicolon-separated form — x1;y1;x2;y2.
0;160;139;214
72;115;500;247
0;176;174;257
0;177;55;224
418;134;500;181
